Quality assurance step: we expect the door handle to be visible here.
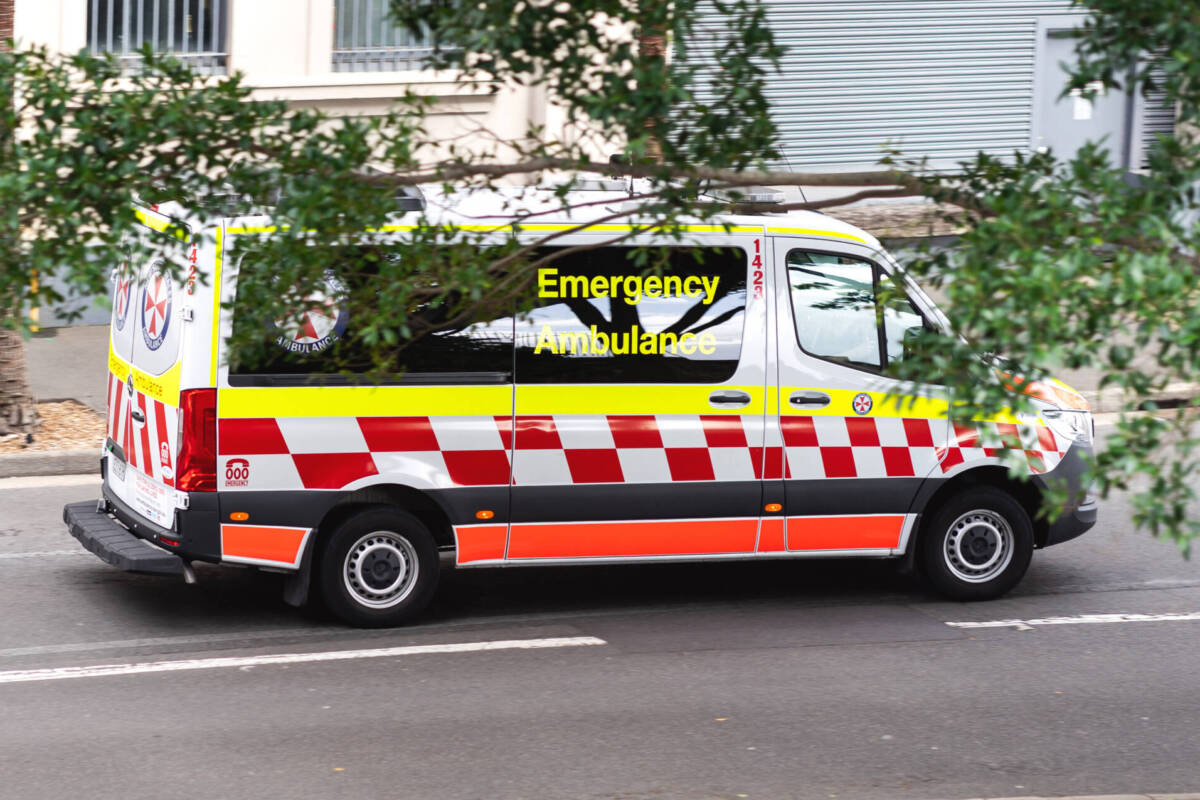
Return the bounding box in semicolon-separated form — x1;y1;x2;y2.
130;408;146;425
789;391;831;409
709;390;751;408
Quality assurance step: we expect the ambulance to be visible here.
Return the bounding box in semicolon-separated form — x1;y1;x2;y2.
63;187;1097;627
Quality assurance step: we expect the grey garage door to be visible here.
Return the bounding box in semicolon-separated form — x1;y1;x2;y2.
687;0;1172;171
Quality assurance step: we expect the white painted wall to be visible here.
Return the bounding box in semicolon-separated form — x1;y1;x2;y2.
11;1;611;169
14;0;86;52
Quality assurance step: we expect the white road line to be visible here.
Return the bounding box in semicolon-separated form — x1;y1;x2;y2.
947;612;1200;631
0;474;100;490
0;636;608;685
0;627;349;659
0;550;90;561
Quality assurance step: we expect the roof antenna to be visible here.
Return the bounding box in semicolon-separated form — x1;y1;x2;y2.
781;151;808;206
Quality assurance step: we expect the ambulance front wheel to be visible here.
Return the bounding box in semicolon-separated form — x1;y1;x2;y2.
318;507;439;627
918;486;1034;601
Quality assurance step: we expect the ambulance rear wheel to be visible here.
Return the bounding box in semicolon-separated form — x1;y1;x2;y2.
918;486;1033;601
318;507;439;627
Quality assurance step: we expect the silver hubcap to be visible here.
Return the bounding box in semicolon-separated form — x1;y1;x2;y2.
943;509;1014;583
343;531;419;609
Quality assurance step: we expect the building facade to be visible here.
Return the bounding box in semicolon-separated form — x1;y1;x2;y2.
15;0;556;149
17;2;1172;174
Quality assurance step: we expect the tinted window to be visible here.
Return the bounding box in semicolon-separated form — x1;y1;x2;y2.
229;248;513;383
514;247;747;384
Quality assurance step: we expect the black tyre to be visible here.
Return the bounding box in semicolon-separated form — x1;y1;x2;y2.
317;507;439;627
918;486;1034;601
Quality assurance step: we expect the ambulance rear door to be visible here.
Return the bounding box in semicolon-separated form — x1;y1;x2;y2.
104;209;193;530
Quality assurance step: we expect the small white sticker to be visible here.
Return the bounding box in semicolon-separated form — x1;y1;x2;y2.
1071;91;1093;120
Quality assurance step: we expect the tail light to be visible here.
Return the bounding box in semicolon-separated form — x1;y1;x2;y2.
177;388;217;491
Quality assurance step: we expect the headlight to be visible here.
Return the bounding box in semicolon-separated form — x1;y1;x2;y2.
1039;406;1092;446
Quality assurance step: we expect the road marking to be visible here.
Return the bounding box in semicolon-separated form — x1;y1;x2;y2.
0;636;607;685
0;474;100;490
0;550;90;561
0;627;349;659
947;611;1200;631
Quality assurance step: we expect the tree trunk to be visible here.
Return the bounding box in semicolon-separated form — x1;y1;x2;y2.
0;326;37;440
0;0;37;441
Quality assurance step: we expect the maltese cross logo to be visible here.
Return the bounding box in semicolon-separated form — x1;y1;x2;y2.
140;271;173;351
852;392;873;416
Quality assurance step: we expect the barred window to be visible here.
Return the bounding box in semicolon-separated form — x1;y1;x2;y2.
334;0;434;72
87;0;227;74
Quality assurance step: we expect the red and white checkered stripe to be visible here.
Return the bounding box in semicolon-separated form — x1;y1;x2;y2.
107;373;178;487
218;414;988;491
939;421;1064;475
781;416;945;479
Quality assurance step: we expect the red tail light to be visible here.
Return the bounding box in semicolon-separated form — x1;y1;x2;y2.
177;388;217;491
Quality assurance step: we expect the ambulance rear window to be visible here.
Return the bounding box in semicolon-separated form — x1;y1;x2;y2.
513;246;747;384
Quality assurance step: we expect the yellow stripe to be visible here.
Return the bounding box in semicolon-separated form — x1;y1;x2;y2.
134;207;190;240
516;384;763;416
766;227;867;244
780;387;948;419
218;385;512;418
227;223;764;236
777;387;1029;424
219;383;764;418
224;226;278;235
109;345;182;406
210;228;224;385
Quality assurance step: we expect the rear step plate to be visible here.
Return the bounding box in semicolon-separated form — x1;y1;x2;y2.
63;501;185;577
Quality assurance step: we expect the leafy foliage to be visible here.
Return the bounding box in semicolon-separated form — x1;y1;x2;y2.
1;0;1200;548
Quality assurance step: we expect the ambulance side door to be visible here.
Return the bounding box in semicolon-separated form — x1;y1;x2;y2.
769;238;950;554
505;236;769;561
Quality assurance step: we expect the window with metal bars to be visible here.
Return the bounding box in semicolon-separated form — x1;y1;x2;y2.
333;0;433;72
87;0;227;74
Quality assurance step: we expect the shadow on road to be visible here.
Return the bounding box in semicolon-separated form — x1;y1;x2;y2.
80;557;930;631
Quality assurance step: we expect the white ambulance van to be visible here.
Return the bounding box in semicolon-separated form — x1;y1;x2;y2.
64;189;1097;626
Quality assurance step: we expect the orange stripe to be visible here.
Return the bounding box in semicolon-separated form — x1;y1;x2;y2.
455;524;508;564
757;518;786;552
785;515;904;550
221;524;308;565
507;518;758;559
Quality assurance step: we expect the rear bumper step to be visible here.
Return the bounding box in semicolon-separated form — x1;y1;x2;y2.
63;500;186;577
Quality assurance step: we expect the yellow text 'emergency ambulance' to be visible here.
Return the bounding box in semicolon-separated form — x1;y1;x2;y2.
64;187;1097;626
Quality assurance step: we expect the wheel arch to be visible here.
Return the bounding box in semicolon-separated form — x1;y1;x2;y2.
283;483;456;609
316;483;456;550
910;466;1049;550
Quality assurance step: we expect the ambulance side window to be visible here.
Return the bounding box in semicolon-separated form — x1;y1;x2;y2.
786;250;929;372
514;246;747;384
228;247;514;384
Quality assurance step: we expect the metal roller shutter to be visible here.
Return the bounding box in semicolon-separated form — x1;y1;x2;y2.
689;0;1086;171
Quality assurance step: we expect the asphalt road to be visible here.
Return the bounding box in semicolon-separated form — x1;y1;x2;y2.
1;474;1199;800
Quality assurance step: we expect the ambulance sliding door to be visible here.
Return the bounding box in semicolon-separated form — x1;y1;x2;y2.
218;237;515;571
769;238;950;555
505;235;769;562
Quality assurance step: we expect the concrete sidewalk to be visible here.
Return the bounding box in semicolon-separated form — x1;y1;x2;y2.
26;324;109;413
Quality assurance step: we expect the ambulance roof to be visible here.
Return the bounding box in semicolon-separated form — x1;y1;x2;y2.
417;185;881;249
219;183;881;250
